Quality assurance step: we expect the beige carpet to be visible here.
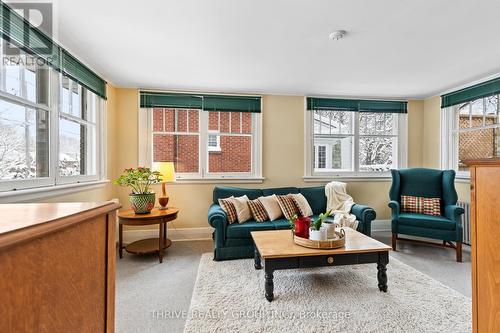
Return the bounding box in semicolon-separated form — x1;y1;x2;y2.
184;253;471;333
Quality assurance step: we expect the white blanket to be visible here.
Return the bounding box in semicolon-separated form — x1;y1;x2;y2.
325;181;358;230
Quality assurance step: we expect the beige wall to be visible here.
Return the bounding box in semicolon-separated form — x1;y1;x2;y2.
422;95;470;203
112;92;427;227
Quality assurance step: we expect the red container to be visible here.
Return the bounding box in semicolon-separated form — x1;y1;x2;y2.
294;216;311;239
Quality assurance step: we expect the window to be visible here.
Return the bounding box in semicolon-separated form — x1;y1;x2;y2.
0;40;105;192
141;102;261;181
306;99;407;177
442;94;500;175
58;76;99;181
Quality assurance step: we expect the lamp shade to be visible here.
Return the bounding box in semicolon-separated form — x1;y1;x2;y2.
152;162;175;182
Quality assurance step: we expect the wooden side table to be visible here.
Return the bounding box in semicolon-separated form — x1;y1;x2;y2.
118;207;179;263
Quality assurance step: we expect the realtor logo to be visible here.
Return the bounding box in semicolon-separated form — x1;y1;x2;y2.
3;2;53;56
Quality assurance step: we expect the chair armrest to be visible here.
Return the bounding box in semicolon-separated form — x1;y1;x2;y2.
388;200;400;216
350;204;376;236
208;204;227;248
444;204;464;224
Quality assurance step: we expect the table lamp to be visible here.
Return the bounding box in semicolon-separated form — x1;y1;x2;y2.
153;162;175;210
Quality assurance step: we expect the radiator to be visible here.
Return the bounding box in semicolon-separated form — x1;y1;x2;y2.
457;201;471;245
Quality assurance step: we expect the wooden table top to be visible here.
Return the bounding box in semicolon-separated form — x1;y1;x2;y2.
251;228;391;259
117;207;179;220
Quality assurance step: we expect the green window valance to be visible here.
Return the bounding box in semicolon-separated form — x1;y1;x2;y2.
441;77;500;108
307;97;407;113
0;2;107;99
140;91;262;113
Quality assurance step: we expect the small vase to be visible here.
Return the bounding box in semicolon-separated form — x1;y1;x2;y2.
129;192;155;214
294;216;311;239
321;222;336;239
309;228;327;241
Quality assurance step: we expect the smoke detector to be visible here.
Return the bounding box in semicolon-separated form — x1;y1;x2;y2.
329;30;346;41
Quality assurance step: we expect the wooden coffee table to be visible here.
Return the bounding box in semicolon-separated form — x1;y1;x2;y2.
118;207;179;263
251;228;391;302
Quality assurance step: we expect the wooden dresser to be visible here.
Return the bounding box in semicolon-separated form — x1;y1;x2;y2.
465;158;500;333
0;202;120;333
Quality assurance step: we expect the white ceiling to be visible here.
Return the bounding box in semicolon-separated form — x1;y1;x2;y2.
55;0;500;99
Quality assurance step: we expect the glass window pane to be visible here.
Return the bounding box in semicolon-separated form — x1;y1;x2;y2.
153;134;199;173
188;110;199;132
208;135;251;173
0;100;49;179
241;112;252;134
153;108;164;132
314;110;353;135
71;82;81;117
85;90;97;123
61;76;71;115
470;98;483;116
458;128;499;171
359;136;397;172
313;137;353;172
59;118;96;176
5;59;21;97
359;112;396;135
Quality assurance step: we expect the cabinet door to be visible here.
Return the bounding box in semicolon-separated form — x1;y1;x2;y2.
475;166;500;332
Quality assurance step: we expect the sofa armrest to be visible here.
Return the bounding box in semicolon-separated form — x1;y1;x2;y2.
208;204;227;248
444;204;464;224
350;204;376;236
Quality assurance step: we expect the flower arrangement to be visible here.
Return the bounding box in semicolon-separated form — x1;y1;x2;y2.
114;167;162;214
289;209;332;241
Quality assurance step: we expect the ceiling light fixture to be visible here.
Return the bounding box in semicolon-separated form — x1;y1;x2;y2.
329;30;346;41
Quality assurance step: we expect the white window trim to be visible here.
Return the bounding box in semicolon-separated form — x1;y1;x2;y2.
441;100;500;179
304;106;407;180
138;106;263;182
0;67;106;194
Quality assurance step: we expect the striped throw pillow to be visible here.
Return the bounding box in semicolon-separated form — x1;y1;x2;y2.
276;194;299;220
401;195;441;216
248;198;269;222
218;196;238;224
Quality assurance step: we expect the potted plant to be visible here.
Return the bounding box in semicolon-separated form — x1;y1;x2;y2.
115;167;161;214
309;210;332;241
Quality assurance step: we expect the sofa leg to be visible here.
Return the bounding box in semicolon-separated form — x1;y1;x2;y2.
456;242;462;262
392;233;397;251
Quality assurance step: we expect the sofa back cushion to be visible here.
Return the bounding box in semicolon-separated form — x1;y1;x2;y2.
299;186;326;215
262;187;299;196
213;187;263;204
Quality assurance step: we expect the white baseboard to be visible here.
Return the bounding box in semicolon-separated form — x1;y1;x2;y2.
122;227;213;244
371;219;391;232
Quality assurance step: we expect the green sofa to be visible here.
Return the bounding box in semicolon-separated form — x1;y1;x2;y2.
208;186;376;261
389;168;465;262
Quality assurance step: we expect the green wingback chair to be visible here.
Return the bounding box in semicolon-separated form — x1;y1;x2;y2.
389;168;465;262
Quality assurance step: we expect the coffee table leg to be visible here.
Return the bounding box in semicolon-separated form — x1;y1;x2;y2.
158;223;164;263
118;223;123;259
254;248;262;270
265;268;274;302
377;251;389;292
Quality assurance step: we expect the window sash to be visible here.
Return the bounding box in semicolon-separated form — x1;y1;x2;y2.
306;109;405;177
142;108;261;180
442;96;500;177
0;66;103;191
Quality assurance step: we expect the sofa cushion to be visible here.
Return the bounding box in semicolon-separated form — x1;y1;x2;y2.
213;187;263;204
259;195;284;221
398;213;455;231
299;186;326;215
291;193;313;217
218;197;238;224
262;187;299;196
226;221;275;238
276;194;299;219
248;198;269;222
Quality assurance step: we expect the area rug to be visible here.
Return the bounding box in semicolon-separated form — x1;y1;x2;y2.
183;253;471;333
